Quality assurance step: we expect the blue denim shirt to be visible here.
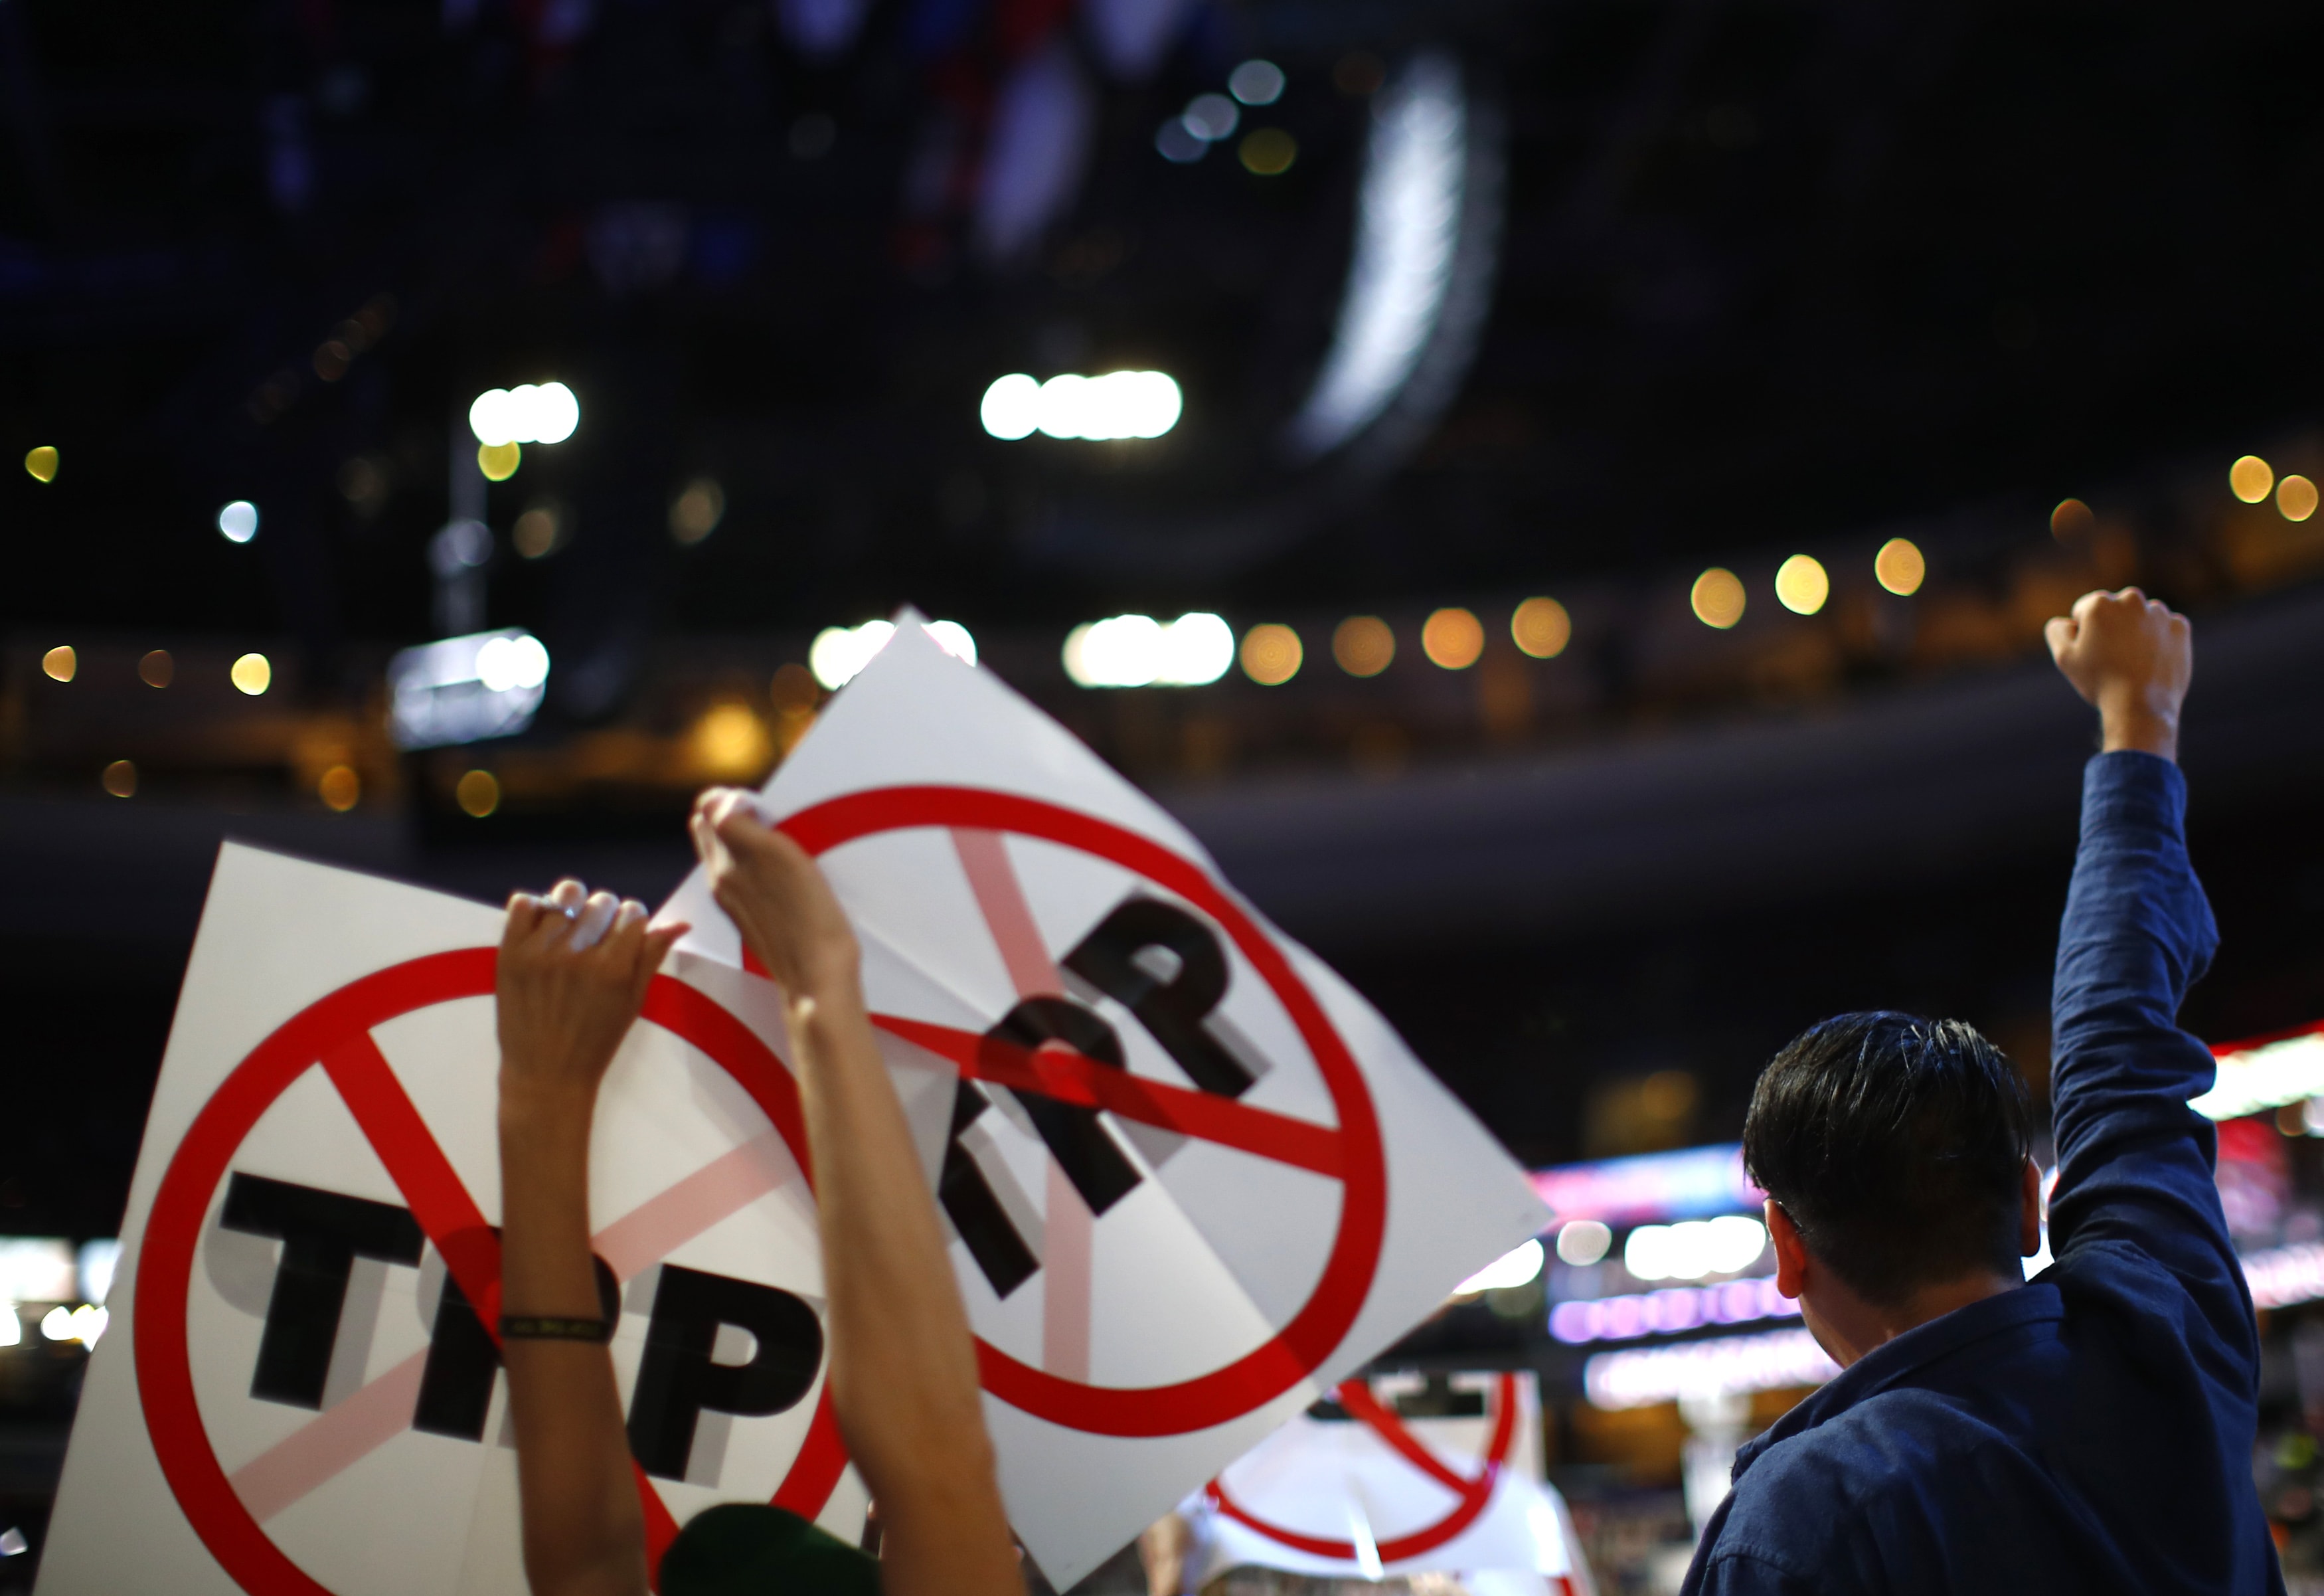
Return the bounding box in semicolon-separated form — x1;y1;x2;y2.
1683;753;2280;1594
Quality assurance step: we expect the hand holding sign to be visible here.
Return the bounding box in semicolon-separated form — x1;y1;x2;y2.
494;878;687;1596
656;610;1552;1585
39;848;861;1596
686;792;862;1003
497;882;683;1105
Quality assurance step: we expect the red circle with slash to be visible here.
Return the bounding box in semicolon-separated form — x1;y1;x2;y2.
135;948;847;1596
770;785;1390;1439
1208;1374;1520;1563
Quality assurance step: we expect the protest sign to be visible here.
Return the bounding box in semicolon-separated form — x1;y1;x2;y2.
1192;1372;1592;1592
39;844;861;1596
657;614;1552;1584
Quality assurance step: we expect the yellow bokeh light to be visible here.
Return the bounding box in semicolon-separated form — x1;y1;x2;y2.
230;653;272;695
2230;455;2275;504
1511;596;1571;659
1421;607;1485;669
456;769;501;818
1239;128;1297;175
1332;616;1395;677
694;703;773;778
24;446;58;483
319;764;361;812
1774;554;1829;616
2279;474;2319;523
1874;537;1926;596
139;649;174;688
477;441;522;482
41;645;76;683
1691;568;1746;629
1240;623;1303;685
102;759;137;798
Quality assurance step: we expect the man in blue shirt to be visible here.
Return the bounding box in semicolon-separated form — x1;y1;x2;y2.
1684;587;2282;1593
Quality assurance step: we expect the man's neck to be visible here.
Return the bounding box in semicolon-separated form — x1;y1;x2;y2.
1805;1271;2021;1368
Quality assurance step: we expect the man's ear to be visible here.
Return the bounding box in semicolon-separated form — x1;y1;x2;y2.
1766;1199;1810;1300
2019;1156;2044;1258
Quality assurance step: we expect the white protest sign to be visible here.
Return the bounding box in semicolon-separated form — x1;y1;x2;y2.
1191;1372;1593;1593
39;843;865;1596
657;614;1552;1585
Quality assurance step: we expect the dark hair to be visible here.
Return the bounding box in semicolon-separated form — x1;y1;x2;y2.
1743;1012;2032;1307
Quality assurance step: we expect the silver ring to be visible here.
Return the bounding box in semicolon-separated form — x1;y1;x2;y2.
560;904;579;920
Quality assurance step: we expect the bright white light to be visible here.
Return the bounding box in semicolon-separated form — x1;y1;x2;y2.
1455;1237;1544;1296
1063;614;1163;687
813;622;976;687
475;633;550;693
0;1528;24;1556
1556;1219;1613;1266
1287;53;1468;457
981;373;1041;440
809;618;973;690
469;381;581;446
1035;373;1090;439
923;619;978;666
1183;92;1238;141
989;371;1181;442
469;389;513;446
0;1307;18;1349
530;381;580;443
1063;612;1229;687
1158;612;1234;684
38;1304;106;1346
1229;59;1285;106
810;620;895;690
0;1240;74;1304
217;501;260;543
1624;1216;1768;1283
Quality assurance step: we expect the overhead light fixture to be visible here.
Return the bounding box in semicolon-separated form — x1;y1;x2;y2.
980;371;1181;442
469;383;580;447
1062;612;1233;687
388;628;551;749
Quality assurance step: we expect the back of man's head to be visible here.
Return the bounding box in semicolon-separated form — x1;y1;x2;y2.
1744;1012;2033;1307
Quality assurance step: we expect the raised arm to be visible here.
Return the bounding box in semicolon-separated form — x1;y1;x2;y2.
497;881;683;1596
689;789;1025;1596
2040;590;2240;1318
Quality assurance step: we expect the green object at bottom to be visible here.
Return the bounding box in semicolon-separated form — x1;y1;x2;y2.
659;1504;881;1596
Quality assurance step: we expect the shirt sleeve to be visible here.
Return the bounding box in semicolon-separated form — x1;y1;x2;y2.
2046;751;2245;1328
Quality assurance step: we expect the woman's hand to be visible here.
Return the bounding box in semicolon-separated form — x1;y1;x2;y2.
687;788;861;1004
497;878;686;1114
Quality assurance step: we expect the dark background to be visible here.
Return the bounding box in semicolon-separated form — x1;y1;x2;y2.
3;0;2323;1283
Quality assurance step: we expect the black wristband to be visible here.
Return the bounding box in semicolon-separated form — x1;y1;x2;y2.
499;1314;615;1343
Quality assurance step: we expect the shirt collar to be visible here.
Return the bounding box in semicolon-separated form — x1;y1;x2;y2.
1730;1283;2063;1479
